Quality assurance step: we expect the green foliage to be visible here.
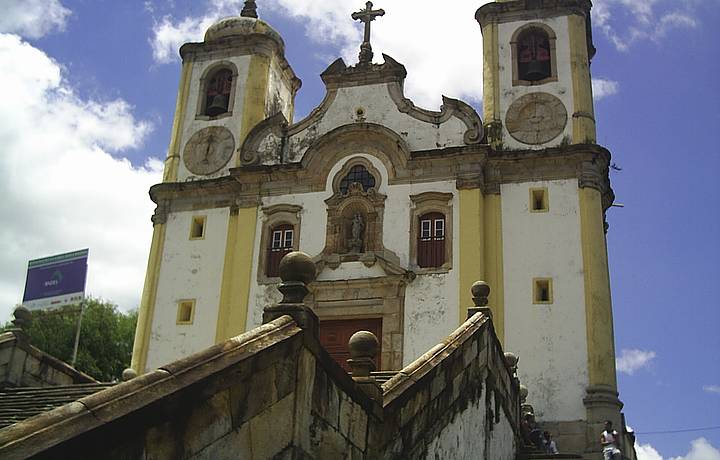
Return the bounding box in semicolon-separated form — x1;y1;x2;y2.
3;299;137;382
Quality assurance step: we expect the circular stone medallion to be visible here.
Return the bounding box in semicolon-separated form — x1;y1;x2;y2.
505;93;567;145
183;126;235;175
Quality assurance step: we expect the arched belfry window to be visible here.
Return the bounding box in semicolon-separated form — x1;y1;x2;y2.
339;165;376;194
205;68;233;117
518;28;551;81
511;24;557;86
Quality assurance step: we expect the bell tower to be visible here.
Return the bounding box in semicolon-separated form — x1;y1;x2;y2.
131;2;300;374
477;0;596;149
477;1;622;458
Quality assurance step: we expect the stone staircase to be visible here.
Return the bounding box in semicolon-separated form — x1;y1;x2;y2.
517;445;586;460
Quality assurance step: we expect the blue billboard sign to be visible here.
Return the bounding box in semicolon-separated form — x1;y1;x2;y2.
22;249;89;311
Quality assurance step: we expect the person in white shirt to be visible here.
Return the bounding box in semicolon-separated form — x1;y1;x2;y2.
600;420;622;460
543;431;559;454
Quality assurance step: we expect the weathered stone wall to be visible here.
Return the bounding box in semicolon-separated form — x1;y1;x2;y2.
0;332;95;389
0;317;381;460
380;313;519;459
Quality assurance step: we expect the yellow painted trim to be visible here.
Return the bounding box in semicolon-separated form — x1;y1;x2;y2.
579;188;617;388
481;22;501;123
235;55;270;166
568;15;596;144
483;194;505;345
529;187;550;213
189;215;207;240
532;278;554;304
176;299;196;325
163;60;193;183
130;223;167;373
458;188;484;324
215;206;259;342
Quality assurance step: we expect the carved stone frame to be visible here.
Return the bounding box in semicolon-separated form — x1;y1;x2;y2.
257;204;302;284
195;61;240;121
308;276;408;370
409;192;454;274
510;23;558;87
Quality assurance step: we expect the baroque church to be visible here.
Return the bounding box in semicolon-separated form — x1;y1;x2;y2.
131;0;623;455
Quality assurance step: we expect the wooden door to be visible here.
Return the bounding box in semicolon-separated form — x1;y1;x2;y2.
319;318;382;372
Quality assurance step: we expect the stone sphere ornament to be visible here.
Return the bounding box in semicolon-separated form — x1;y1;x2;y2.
278;251;316;284
348;330;379;359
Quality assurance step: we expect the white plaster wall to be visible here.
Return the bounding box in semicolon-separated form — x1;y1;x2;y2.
287;83;469;163
488;401;517;460
147;208;230;370
425;386;488;459
268;59;294;123
501;179;589;422
176;56;251;182
498;17;574;150
244;153;459;361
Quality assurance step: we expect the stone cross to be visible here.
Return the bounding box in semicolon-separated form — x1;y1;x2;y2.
352;1;385;64
241;0;258;18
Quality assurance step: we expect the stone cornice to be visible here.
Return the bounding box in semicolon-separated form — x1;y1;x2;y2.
476;0;592;28
149;143;613;212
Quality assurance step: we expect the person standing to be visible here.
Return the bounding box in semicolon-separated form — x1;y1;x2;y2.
600;420;622;460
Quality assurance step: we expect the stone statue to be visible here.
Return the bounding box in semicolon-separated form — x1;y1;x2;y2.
348;213;365;253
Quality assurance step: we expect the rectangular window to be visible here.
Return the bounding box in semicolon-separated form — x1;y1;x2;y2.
533;278;553;304
189;216;207;239
418;213;446;268
434;219;445;238
530;188;549;212
271;230;283;249
283;229;294;248
420;220;432;239
177;299;196;325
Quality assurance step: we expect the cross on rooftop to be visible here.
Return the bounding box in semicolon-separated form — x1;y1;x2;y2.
352;1;385;65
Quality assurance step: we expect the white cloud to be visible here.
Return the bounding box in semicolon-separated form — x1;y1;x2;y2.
670;438;720;460
592;78;619;100
0;34;162;320
638;443;664;460
592;0;698;51
0;0;71;39
704;385;720;394
616;348;656;375
637;439;720;460
150;0;490;109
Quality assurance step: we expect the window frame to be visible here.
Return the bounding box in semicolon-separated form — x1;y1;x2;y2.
258;204;302;284
409;192;454;273
195;62;239;121
189;215;207;240
176;299;196;325
533;278;554;305
510;23;558;87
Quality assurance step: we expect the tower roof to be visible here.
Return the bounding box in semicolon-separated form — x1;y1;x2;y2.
203;15;284;49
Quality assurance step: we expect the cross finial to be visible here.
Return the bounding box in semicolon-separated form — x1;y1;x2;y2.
241;0;258;18
352;2;385;65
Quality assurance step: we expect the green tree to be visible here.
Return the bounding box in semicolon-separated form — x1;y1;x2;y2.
3;299;137;382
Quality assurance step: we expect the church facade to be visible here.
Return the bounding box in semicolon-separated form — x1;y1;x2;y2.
131;0;622;454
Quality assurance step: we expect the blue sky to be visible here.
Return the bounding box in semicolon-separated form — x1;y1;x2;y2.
0;1;718;458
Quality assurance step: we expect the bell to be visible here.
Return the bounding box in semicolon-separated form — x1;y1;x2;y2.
523;60;548;82
206;94;229;117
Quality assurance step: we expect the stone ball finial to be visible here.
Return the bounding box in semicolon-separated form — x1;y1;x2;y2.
278;252;317;284
348;330;379;360
12;306;32;330
121;368;138;382
504;352;518;369
471;281;490;307
519;384;529;403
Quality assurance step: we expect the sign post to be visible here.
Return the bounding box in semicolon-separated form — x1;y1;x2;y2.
22;249;89;367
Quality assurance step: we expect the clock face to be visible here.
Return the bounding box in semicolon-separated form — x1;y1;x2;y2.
505;93;567;145
183;126;235;176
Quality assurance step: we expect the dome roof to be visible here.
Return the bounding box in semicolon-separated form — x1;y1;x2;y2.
204;16;284;48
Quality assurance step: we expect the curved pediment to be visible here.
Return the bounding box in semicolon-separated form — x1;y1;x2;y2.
239;54;484;168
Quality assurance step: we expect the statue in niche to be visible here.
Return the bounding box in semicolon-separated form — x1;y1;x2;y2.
348;213;365;253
